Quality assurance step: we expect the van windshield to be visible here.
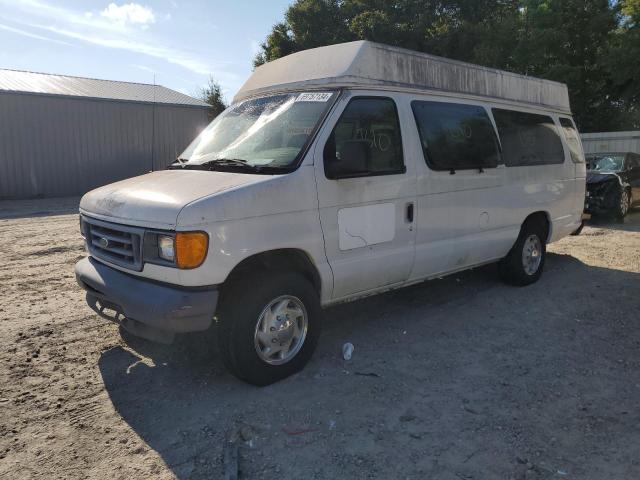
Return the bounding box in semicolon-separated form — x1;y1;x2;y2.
175;92;336;172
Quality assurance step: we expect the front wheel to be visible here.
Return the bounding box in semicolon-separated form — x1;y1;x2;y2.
499;219;547;286
614;188;631;220
216;271;321;386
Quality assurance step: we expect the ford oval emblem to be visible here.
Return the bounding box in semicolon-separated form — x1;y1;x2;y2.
98;237;109;248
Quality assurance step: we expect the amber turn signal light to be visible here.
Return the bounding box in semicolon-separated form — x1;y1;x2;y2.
175;232;208;269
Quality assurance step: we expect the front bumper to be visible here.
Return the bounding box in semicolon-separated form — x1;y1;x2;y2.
584;195;613;214
75;257;218;343
585;184;619;214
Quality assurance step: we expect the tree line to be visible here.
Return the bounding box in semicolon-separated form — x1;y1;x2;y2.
252;0;640;132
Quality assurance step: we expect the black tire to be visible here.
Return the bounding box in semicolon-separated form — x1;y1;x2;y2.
216;271;322;386
614;187;631;221
499;218;547;286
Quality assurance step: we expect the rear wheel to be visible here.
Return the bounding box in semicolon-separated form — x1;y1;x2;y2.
499;218;547;286
216;271;321;386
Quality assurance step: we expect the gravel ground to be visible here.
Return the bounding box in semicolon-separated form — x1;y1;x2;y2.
0;198;639;480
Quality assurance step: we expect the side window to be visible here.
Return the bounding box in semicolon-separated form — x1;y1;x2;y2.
559;117;585;163
492;109;565;166
411;101;500;171
324;97;405;179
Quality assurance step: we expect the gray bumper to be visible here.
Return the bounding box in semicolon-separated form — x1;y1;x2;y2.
75;257;218;343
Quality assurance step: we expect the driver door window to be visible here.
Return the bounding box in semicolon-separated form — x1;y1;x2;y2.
323;97;405;179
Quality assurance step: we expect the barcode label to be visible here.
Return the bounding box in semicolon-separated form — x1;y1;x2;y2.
295;92;333;102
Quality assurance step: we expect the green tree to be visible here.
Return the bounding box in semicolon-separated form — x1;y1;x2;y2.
199;76;228;120
605;0;640;128
254;0;638;131
255;1;521;68
254;1;351;67
512;0;618;131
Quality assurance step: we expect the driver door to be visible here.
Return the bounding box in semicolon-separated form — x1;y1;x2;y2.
313;93;417;301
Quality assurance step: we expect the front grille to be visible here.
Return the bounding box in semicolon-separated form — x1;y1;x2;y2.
82;216;144;271
587;180;616;197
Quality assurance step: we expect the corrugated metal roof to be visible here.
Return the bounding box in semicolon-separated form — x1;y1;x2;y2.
581;131;640;140
0;68;210;108
235;40;571;113
581;131;640;155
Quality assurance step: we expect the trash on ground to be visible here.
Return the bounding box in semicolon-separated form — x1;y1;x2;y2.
342;342;354;360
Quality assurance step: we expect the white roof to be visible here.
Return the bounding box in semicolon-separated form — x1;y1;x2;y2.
0;69;209;108
235;41;571;113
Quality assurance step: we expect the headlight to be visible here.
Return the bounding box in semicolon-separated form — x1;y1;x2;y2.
158;235;175;262
145;231;208;269
175;232;208;269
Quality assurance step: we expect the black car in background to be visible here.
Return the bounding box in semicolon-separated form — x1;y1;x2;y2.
585;152;640;219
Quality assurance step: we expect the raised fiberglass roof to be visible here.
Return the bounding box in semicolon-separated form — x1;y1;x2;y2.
235;41;570;113
0;68;209;108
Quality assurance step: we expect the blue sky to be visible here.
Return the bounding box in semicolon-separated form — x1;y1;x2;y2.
0;0;292;102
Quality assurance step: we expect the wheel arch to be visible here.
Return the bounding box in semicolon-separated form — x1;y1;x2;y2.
522;211;551;243
224;248;323;295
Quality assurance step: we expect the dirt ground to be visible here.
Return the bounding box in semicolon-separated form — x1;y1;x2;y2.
1;198;639;480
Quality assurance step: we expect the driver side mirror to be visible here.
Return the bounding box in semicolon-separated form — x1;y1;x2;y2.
325;139;371;179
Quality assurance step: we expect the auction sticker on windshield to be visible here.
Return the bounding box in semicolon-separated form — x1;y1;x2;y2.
296;92;333;102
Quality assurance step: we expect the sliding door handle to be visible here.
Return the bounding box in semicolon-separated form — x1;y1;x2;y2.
406;202;414;223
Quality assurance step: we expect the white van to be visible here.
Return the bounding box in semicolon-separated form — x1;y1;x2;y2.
75;41;586;385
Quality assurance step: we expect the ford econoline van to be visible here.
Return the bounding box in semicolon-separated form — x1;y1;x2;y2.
75;41;586;385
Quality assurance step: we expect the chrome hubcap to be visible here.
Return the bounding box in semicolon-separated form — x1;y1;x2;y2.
254;295;308;365
522;234;542;276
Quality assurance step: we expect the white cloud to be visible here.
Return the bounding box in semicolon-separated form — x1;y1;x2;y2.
0;0;245;96
131;64;157;74
100;3;155;26
37;24;214;74
0;0;238;80
0;22;73;46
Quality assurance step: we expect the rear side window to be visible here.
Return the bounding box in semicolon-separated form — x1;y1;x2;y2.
324;97;404;178
492;109;565;166
559;117;584;163
411;101;500;171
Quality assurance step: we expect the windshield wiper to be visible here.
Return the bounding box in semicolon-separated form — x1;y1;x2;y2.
169;157;253;170
202;158;250;167
169;157;290;174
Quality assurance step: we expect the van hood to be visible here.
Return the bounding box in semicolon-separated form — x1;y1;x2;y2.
79;170;268;228
586;171;621;185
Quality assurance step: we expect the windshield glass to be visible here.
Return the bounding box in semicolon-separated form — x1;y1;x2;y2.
177;92;336;171
587;154;625;172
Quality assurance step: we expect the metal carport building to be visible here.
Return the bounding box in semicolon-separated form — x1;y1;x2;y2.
0;69;210;199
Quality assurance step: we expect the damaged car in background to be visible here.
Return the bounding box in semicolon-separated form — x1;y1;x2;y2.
585;152;640;220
